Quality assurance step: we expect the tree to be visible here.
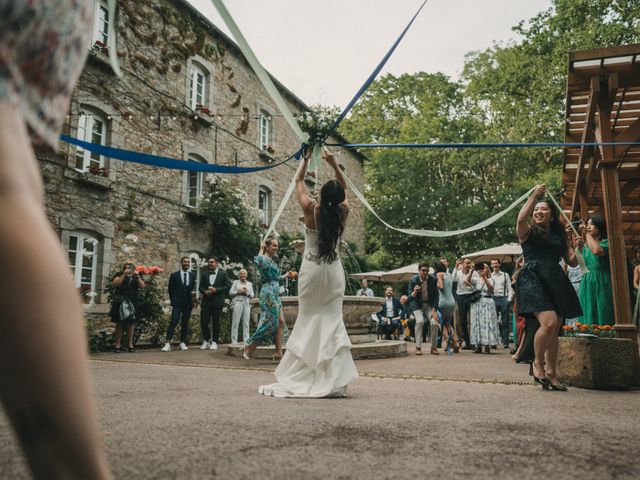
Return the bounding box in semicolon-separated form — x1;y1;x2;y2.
341;0;640;269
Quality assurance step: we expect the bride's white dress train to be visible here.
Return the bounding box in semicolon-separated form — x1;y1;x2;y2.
258;228;358;398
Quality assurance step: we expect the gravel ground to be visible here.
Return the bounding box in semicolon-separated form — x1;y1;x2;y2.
1;345;639;479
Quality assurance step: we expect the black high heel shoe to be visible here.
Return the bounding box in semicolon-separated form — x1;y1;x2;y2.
545;371;568;391
529;363;550;389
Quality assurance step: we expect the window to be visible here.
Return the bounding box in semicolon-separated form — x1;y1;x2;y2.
75;110;107;171
186;154;205;207
188;64;207;110
91;0;109;46
258;186;271;226
258;110;272;148
68;233;99;296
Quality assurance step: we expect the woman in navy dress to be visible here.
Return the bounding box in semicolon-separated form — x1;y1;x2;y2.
515;185;582;391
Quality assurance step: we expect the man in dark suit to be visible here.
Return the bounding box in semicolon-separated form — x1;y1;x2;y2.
198;256;231;350
376;286;402;340
407;262;440;355
162;256;196;352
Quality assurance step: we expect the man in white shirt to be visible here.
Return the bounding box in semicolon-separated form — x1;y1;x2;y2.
356;279;374;297
454;258;480;349
490;258;514;349
376;286;402;340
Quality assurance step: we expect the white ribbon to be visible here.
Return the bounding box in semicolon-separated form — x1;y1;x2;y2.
546;192;589;274
107;0;123;77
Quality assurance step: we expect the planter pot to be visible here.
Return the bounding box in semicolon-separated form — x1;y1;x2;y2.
558;336;635;389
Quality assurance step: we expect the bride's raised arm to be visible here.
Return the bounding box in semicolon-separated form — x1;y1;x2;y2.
323;148;349;211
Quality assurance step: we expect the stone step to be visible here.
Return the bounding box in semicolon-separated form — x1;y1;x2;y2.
226;340;407;360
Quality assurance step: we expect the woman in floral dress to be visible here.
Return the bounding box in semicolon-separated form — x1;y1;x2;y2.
242;238;288;360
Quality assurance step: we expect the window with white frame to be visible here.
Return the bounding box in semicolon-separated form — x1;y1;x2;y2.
68;233;99;296
258;186;271;226
91;0;109;46
186;154;205;207
75;110;107;171
188;63;207;110
258;110;272;149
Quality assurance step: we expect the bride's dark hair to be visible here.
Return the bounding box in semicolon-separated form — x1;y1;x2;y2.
317;179;346;263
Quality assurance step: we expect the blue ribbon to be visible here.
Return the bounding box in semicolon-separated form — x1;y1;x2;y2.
60;135;293;173
327;141;640;149
328;0;430;136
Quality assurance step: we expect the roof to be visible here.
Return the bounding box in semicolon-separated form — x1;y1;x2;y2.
561;43;640;251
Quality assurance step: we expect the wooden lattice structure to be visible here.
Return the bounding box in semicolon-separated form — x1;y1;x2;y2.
561;44;640;373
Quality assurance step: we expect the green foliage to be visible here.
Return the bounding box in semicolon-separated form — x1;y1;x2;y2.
341;2;640;269
197;174;262;264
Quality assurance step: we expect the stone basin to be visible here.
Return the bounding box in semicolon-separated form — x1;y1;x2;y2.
251;295;384;335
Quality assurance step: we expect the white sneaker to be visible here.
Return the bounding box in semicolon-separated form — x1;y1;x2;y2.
209;341;218;351
200;341;210;350
179;342;188;351
161;343;171;352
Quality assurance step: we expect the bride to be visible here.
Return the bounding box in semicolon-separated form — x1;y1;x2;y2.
258;148;358;397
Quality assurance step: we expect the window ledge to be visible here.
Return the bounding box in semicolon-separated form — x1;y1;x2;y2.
183;206;208;219
67;169;112;190
259;150;276;163
87;49;116;74
192;111;214;127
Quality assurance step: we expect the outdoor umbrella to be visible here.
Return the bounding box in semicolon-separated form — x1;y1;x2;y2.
351;271;385;281
462;243;522;264
380;263;420;283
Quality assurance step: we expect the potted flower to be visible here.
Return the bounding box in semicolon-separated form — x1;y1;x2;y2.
558;322;635;389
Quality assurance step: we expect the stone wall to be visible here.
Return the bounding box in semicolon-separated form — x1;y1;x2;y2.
39;0;365;309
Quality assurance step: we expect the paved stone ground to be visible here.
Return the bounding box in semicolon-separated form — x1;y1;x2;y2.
1;344;639;479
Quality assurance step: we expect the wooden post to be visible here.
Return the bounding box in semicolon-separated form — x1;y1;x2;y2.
596;84;639;383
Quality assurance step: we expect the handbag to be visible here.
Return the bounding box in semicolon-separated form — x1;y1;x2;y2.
468;290;482;303
119;298;136;321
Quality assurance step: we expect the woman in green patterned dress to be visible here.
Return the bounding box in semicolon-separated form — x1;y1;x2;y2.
242;238;288;360
575;215;614;326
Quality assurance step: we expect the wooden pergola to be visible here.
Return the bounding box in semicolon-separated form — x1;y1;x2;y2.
561;44;640;376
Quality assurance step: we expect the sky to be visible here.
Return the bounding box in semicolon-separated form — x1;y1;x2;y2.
189;0;552;108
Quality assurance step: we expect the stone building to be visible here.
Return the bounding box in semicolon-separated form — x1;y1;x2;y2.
38;0;365;310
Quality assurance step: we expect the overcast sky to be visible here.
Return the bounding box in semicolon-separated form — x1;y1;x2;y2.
188;0;552;107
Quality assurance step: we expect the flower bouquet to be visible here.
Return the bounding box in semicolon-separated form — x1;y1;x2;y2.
135;265;165;276
295;105;340;146
563;322;616;338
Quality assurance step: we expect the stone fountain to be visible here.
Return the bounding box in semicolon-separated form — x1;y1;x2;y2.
227;239;407;359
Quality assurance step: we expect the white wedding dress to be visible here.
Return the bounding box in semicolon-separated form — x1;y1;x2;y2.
258;227;358;398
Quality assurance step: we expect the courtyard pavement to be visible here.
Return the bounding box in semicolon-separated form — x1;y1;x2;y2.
1;343;639;479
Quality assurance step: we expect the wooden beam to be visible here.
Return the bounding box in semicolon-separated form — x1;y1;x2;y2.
569;43;640;62
570;77;600;217
595;82;616;164
614;116;640;157
608;72;619;111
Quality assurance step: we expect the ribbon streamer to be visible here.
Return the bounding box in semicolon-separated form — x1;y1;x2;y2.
107;0;123;77
60;135;291;173
329;141;640;149
546;192;589;274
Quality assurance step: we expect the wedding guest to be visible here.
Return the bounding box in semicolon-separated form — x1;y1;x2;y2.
242;239;287;360
399;295;415;341
407;262;439;355
356;279;374;297
162;256;196;351
575;216;613;326
376;286;402;340
469;263;499;354
515;185;581;391
490;258;513;349
454;258;479;349
562;258;582;327
229;269;254;344
198;257;231;351
511;256;526;359
0;3;111;477
110;262;145;353
435;261;459;353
